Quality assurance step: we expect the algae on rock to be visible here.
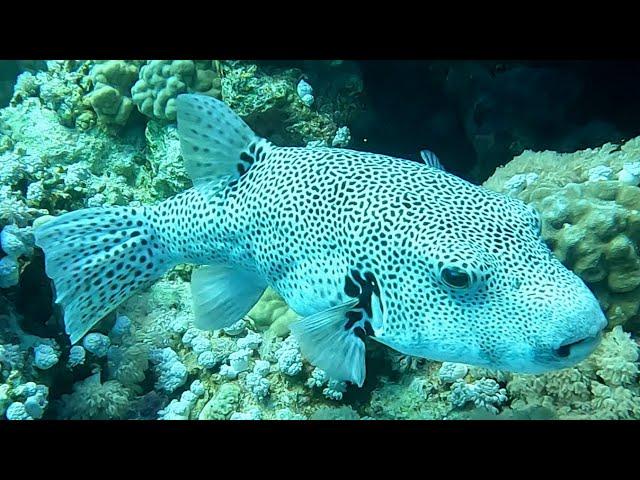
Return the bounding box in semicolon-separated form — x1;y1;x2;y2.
199;383;241;420
12;60;95;130
221;61;345;146
143;120;190;199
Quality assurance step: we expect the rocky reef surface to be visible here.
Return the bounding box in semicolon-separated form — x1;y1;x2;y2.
1;60;639;420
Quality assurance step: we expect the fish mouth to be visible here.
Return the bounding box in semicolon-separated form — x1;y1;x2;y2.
552;332;602;361
523;332;604;373
544;300;608;367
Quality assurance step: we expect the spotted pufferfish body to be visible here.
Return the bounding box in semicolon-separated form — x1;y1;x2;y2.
35;94;607;386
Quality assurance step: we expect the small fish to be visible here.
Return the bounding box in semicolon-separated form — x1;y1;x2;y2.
419;148;445;170
35;94;607;387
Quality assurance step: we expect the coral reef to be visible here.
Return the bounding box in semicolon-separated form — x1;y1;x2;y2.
365;376;450;420
1;59;639;421
220;61;358;146
310;405;360;420
0;95;145;223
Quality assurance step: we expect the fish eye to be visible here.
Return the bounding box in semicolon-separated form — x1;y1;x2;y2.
441;266;471;289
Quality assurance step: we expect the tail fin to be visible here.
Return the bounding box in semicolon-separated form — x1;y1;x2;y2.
34;206;174;343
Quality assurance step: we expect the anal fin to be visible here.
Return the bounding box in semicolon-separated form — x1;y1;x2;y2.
289;298;367;387
191;265;266;330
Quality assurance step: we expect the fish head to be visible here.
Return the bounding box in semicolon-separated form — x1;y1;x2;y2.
373;189;607;373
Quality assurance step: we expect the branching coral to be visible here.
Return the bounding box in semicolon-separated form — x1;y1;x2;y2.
587;325;638;386
149;347;187;394
589;384;640;420
450;378;508;414
274;336;303;377
107;343;149;390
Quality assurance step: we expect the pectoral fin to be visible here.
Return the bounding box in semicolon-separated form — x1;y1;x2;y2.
289;298;367;387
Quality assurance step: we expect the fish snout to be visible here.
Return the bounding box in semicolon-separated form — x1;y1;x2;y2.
546;300;608;366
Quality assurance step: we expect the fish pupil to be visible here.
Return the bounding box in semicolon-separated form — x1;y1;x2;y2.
441;267;471;289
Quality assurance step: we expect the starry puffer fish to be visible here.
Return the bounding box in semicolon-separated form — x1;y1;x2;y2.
35;94;607;387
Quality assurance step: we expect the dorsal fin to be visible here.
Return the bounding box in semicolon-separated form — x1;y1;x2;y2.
176;94;266;186
419;149;445;171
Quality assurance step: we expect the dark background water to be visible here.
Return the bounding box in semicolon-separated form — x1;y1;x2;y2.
2;60;639;183
348;60;640;181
